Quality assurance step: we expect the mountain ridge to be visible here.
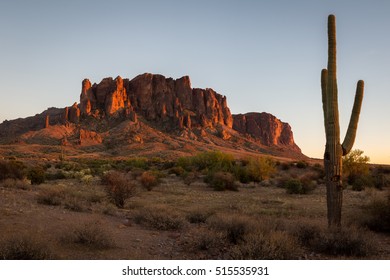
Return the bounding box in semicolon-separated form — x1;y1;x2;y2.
0;73;304;160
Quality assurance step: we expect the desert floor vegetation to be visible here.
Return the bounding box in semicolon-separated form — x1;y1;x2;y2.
1;152;390;259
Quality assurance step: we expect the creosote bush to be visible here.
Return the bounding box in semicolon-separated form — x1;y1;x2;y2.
102;171;136;208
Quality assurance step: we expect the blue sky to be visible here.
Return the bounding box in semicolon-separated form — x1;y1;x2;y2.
1;0;389;163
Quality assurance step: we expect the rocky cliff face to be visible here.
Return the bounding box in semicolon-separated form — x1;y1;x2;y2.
0;73;301;155
233;112;301;152
78;73;233;130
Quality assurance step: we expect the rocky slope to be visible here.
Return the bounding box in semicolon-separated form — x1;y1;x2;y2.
0;73;302;158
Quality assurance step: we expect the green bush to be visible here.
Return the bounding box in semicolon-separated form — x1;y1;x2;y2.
116;157;149;171
286;179;303;194
285;176;316;195
177;151;234;172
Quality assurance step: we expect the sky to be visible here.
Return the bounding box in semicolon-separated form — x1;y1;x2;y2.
0;0;389;164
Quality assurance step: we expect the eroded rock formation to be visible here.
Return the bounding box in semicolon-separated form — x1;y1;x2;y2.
233;112;300;151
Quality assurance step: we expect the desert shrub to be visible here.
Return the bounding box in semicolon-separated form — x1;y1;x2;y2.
182;171;198;185
62;221;114;249
295;223;375;257
186;209;214;224
129;167;145;179
0;160;26;181
294;223;322;247
207;214;255;245
45;170;67;180
0;234;54;260
102;171;136;208
27;166;46;185
189;227;226;252
0;178;30;190
285;179;303;194
235;157;276;183
312;227;375;257
55;161;83;172
169;166;186;176
177;151;234;173
116;157;149;171
133;206;185;230
63;196;85;212
296;161;309;169
363;196;390;232
372;173;390;190
230;230;299;260
140;171;159;191
349;174;374;191
285;176;316;195
207;171;238;191
343;149;370;185
37;187;65;206
232;165;251;183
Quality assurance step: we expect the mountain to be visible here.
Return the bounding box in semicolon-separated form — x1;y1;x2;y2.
0;73;304;160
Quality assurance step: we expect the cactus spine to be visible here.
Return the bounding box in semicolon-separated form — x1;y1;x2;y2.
321;15;364;227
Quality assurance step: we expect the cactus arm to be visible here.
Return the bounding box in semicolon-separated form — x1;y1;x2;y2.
321;69;328;136
341;80;364;155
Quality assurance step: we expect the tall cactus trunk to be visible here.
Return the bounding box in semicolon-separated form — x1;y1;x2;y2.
321;15;364;228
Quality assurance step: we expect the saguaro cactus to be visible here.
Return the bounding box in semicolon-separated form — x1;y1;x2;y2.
321;14;364;227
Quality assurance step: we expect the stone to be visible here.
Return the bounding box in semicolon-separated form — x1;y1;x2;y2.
232;112;300;152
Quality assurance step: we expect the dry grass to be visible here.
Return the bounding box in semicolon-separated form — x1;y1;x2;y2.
294;223;377;258
0;178;31;190
133;205;186;230
0;233;54;260
230;230;299;260
61;221;115;250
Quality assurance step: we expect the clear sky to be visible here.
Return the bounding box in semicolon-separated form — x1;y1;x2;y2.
0;0;389;164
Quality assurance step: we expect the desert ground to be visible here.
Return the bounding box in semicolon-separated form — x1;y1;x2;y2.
1;148;390;260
